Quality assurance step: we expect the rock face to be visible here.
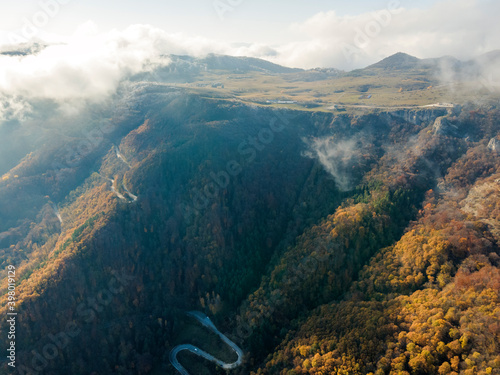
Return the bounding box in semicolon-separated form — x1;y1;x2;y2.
461;178;500;242
384;109;447;126
488;138;500;152
433;116;458;136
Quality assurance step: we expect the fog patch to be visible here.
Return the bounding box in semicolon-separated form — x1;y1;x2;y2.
303;137;363;191
0;95;32;122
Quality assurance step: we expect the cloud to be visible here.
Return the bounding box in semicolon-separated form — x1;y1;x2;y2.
230;43;279;58
0;22;257;105
0;21;286;117
0;23;168;102
267;0;500;70
0;22;235;119
0;0;498;118
0;95;32;122
304;137;363;191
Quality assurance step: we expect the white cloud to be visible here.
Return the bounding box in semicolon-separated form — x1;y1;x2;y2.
0;95;32;122
0;0;498;117
0;23;166;102
0;22;243;105
304;137;363;191
266;0;500;70
0;22;287;110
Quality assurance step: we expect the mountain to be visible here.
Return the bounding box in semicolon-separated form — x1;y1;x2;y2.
360;50;500;89
472;50;500;66
0;42;47;56
363;52;465;75
200;54;303;74
1;52;499;375
131;54;303;84
366;52;421;70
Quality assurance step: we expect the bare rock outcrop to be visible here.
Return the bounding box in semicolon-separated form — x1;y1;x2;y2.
487;137;500;152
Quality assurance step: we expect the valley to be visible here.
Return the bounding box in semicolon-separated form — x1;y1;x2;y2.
0;52;499;375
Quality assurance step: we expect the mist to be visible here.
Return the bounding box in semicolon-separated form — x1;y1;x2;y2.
304;137;364;191
0;0;498;120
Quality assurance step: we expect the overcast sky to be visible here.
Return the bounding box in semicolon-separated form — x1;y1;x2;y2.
1;0;499;70
0;1;438;44
0;0;499;120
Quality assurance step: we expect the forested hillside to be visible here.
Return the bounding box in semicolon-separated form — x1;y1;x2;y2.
248;109;500;375
0;80;499;375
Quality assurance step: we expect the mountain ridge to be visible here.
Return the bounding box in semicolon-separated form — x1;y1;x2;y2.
2;41;500;76
1;46;500;375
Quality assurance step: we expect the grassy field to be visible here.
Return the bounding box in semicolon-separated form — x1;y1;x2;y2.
173;68;500;113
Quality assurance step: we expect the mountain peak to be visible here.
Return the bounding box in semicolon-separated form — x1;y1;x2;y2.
200;54;303;74
367;52;420;70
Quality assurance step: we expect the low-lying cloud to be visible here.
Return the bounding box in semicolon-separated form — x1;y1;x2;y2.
0;0;498;121
268;0;500;70
304;137;363;191
0;23;172;103
0;23;229;121
0;95;32;122
0;23;288;120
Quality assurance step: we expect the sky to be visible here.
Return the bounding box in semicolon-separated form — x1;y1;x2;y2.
0;1;439;44
0;0;499;120
0;0;498;69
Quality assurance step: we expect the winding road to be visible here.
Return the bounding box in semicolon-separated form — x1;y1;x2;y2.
108;178;128;201
123;183;138;202
95;145;139;203
114;145;131;168
169;311;244;375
